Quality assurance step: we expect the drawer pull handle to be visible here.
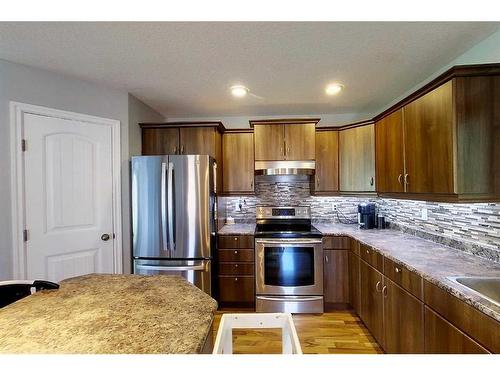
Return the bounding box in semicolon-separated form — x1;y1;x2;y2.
235;278;238;281
366;249;370;254
376;281;381;292
395;267;401;273
382;285;388;297
234;237;238;241
234;250;238;254
234;264;238;268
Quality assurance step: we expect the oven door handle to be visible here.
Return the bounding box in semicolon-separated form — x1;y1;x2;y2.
256;296;323;302
255;239;323;245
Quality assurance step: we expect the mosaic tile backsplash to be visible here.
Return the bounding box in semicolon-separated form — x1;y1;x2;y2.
218;178;500;263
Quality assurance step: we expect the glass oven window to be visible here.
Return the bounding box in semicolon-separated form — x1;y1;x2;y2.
264;247;314;287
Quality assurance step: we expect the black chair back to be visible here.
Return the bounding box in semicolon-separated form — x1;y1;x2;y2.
0;280;59;308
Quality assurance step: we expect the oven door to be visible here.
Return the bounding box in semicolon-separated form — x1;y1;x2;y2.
255;238;323;296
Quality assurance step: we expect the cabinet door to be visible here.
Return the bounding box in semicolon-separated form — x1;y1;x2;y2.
284;123;316;160
348;251;360;314
315;130;339;192
323;250;349;304
359;260;384;345
142;128;179;155
254;124;284;160
404;81;454;193
424;307;489;354
375;109;405;193
383;278;424;353
222;132;254;193
179;127;217;157
339;124;376;192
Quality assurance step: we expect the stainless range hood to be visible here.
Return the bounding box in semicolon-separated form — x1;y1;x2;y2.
254;160;315;176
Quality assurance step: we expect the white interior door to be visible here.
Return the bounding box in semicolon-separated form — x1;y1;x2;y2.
23;113;115;282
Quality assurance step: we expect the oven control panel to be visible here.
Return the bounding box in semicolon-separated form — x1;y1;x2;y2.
256;206;310;220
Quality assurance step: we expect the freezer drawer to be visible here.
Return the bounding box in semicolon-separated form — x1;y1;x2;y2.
134;259;212;296
256;295;323;313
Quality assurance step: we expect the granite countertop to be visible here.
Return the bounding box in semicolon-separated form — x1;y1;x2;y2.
314;223;500;322
0;274;218;354
218;223;256;235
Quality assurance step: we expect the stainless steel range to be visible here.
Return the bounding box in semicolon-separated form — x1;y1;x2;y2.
255;206;324;313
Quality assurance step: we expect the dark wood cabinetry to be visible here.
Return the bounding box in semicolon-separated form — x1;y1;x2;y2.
404;81;454;194
251;119;318;161
314;130;339;194
339;123;376;192
383;278;424;353
217;235;255;307
323;250;349;306
424;307;488;354
142;127;179;155
359;260;384;345
375;109;405;193
375;65;500;202
222;130;254;194
348;250;361;314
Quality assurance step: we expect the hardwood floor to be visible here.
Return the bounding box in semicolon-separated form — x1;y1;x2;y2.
213;310;383;354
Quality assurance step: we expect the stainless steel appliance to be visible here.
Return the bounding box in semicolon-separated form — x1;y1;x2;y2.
131;155;217;295
255;206;323;313
358;203;376;229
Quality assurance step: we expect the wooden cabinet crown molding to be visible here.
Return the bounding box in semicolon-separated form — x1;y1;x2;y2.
249;118;320;127
139;121;226;133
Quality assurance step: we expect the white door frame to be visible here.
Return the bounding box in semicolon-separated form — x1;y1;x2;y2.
10;101;123;279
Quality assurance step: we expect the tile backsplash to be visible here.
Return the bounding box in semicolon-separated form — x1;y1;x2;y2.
218;178;500;263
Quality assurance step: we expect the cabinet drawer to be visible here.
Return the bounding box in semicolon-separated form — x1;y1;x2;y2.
218;276;255;302
323;236;350;250
218;235;254;249
218;249;254;262
219;262;254;276
384;257;423;300
360;243;384;272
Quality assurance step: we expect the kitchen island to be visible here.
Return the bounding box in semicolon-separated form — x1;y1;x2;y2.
0;274;217;354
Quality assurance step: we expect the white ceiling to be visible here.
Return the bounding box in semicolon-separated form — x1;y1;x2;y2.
0;22;498;118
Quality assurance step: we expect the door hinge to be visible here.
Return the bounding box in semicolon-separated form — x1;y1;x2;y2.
21;139;27;152
23;229;28;242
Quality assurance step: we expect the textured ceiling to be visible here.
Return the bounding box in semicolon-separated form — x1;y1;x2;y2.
0;22;498;117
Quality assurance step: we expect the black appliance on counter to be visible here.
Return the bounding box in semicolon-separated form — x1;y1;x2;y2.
358;203;376;229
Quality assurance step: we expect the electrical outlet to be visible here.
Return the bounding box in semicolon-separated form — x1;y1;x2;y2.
332;203;338;212
421;207;428;221
235;202;241;212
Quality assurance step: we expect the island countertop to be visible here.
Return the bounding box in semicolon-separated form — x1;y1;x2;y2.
0;274;218;354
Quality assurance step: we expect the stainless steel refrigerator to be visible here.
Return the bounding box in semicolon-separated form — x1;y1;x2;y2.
131;155;217;295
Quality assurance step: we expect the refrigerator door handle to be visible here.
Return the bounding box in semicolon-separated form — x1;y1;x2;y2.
160;161;169;256
167;161;175;253
135;263;208;272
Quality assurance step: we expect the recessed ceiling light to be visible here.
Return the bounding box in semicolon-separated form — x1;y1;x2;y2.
230;85;249;98
325;83;344;96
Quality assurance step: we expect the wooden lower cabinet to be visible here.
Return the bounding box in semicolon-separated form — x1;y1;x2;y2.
383;278;424;353
348;251;360;314
218;276;255;304
323;249;349;306
359;260;384;345
424;307;489;354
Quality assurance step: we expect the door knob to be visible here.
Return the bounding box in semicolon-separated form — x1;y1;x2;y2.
101;233;111;241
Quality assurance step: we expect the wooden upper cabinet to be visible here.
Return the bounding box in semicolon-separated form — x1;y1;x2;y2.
253;120;318;161
375;109;405;193
284;123;316;160
253;124;285;161
339;124;376;192
314;130;339;193
222;131;255;194
179;127;219;158
404;81;454;194
142;127;179;155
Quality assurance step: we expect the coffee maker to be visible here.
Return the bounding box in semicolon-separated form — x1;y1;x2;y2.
358;203;376;229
